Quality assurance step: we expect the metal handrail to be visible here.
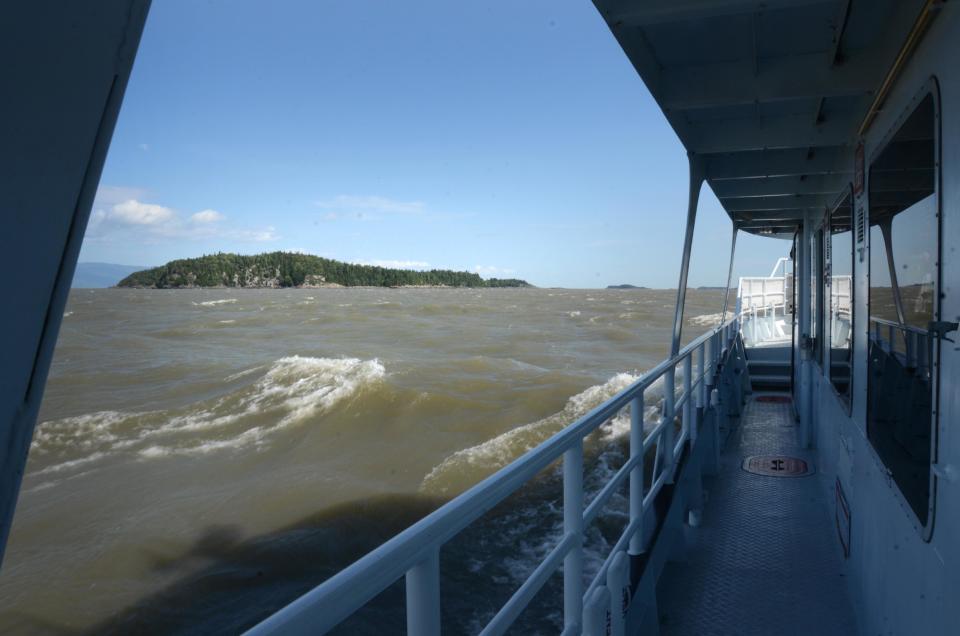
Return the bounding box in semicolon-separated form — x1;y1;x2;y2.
246;316;741;636
870;315;930;337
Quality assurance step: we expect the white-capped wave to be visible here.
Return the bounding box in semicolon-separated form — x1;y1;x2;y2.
30;356;386;476
193;298;238;307
689;312;723;327
421;373;639;495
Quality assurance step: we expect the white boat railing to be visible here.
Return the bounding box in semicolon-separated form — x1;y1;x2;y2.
870;316;932;372
245;316;744;636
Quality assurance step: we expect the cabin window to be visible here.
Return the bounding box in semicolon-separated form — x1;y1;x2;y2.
867;92;938;528
828;189;854;403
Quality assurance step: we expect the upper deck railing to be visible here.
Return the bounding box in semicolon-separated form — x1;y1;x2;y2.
245;316;743;636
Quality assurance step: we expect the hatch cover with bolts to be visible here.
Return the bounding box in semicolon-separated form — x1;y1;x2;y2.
742;455;813;477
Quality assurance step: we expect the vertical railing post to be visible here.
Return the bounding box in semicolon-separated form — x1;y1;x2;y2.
697;343;706;411
629;394;645;551
683;354;694;444
406;548;441;636
563;442;584;632
628;394;645;591
663;366;676;483
907;330;917;368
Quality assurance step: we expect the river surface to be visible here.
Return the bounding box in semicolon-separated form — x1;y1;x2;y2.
0;287;727;634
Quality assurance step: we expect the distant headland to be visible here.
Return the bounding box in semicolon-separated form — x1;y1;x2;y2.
116;252;532;289
606;284;648;290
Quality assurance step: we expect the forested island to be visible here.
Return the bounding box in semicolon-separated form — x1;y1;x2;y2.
117;252;531;289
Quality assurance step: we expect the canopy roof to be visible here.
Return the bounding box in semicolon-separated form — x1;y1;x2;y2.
592;0;931;236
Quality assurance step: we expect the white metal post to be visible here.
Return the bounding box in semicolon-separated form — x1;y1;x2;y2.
683;354;694;444
697;343;707;410
663;367;676;484
563;443;584;631
406;549;441;636
669;154;705;357
629;395;645;557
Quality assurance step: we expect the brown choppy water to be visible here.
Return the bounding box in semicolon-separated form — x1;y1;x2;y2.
0;287;726;634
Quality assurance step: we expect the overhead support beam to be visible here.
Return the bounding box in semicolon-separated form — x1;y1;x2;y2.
598;0;833;26
689;110;860;153
720;225;739;323
721;194;834;212
709;174;848;198
659;51;878;111
828;0;853;65
670;154;705;357
704;146;852;179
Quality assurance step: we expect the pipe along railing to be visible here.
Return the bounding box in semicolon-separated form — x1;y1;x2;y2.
246;316;744;636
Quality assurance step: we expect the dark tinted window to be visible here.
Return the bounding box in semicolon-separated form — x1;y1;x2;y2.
867;93;937;527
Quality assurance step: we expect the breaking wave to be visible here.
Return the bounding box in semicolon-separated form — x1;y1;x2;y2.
420;372;666;495
689;312;723;327
193;298;238;307
31;356;385;474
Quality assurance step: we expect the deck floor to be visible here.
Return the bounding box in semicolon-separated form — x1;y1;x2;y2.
657;396;858;636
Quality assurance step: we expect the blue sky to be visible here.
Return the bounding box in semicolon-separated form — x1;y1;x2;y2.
81;0;790;288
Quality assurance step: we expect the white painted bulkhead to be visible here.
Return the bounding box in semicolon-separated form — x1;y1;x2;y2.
804;5;960;634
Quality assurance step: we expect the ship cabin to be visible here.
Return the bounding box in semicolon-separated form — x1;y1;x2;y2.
1;1;958;635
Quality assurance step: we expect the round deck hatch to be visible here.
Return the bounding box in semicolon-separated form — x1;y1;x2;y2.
742;455;812;477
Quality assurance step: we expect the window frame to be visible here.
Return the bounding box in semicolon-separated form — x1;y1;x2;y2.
865;77;942;540
811;224;826;370
827;185;855;413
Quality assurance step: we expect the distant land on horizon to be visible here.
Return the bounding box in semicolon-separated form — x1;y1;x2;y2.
117;252;532;289
73;262;153;288
606;284;649;290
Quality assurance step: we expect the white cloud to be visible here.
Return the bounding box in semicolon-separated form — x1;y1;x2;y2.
191;209;225;224
94;185;149;207
314;195;425;219
353;259;429;270
473;265;515;276
111;199;176;225
85;186;278;245
230;226;279;242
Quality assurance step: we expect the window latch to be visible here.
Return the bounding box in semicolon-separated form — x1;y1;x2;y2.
928;320;959;343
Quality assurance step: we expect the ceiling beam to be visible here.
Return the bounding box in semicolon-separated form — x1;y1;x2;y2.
828;0;853;65
689;109;859;153
722;195;834;212
597;0;834;26
704;146;852;179
660;52;877;111
710;174;849;197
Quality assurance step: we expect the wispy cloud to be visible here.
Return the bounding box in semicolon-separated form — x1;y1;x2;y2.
473;265;515;276
190;209;225;224
352;259;430;270
315;195;426;221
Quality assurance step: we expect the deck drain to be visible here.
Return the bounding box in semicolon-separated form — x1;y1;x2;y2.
742;455;812;477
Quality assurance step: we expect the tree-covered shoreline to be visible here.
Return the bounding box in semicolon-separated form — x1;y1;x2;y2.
117;252;531;289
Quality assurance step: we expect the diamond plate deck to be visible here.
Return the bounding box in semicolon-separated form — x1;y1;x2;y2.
656;396;858;636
